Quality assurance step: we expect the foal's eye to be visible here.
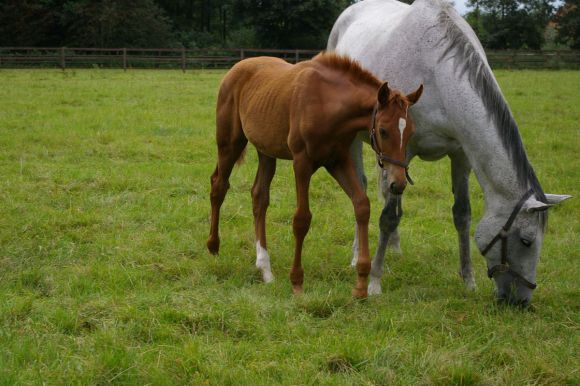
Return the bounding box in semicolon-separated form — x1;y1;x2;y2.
379;127;388;138
520;238;532;247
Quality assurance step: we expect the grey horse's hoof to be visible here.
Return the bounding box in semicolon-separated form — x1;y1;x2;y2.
460;270;477;291
368;275;382;295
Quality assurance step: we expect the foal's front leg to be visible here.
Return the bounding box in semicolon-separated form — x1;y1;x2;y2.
349;135;368;267
290;155;314;294
327;157;371;298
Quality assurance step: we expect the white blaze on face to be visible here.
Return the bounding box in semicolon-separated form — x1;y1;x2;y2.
398;117;406;149
256;241;274;283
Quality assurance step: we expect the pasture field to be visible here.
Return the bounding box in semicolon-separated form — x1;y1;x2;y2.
0;69;578;385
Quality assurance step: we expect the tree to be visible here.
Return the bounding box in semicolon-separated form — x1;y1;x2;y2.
63;0;175;48
0;0;66;46
554;0;580;48
465;0;556;48
232;0;351;49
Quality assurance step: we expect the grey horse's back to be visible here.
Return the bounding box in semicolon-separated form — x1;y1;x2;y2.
328;0;410;51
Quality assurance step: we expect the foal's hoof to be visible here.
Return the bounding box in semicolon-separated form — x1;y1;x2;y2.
292;285;303;295
206;238;219;255
261;270;275;283
352;286;368;299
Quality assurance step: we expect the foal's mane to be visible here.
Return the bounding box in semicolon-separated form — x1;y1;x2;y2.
434;1;546;202
313;52;382;89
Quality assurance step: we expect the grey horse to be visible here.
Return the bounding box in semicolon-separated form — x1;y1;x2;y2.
328;0;571;306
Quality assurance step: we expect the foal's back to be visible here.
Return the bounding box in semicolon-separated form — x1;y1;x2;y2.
217;56;348;160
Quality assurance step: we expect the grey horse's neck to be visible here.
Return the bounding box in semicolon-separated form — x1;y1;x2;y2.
395;0;541;213
435;7;543;211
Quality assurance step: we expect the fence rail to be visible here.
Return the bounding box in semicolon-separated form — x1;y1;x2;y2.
0;47;321;70
0;47;579;70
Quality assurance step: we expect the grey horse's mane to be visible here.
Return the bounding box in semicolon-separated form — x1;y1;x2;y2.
435;2;546;203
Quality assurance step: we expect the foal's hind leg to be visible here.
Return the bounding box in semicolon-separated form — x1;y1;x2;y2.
450;151;476;290
252;152;277;283
207;136;247;255
290;154;314;295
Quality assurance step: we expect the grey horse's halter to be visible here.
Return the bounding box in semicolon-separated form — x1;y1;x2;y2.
480;188;537;290
369;104;414;185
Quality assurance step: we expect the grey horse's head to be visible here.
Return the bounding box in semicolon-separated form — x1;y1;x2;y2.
475;194;571;306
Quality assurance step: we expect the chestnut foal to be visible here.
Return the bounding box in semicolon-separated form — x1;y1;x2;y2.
207;52;422;297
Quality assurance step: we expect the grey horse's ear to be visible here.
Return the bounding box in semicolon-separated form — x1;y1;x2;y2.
544;194;572;205
378;82;390;106
406;84;423;105
523;197;551;213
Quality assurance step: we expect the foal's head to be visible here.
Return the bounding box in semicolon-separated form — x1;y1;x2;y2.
371;82;423;195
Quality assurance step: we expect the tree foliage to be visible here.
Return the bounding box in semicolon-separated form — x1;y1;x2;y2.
465;0;556;49
554;0;580;48
0;0;353;48
0;0;175;47
232;0;351;48
1;0;576;49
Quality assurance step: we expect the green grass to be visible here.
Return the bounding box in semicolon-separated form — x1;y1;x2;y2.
0;68;578;385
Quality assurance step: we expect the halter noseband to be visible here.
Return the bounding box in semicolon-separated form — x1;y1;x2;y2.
480;188;537;290
369;104;414;185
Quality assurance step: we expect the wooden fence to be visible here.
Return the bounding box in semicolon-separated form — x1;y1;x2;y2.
0;47;320;70
0;47;579;70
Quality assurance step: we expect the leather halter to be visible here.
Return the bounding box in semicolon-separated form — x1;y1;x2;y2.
480;188;537;290
369;104;414;185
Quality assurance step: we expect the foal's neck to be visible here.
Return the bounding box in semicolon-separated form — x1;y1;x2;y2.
348;84;379;135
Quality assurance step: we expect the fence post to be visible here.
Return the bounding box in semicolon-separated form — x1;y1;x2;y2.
181;48;186;73
240;48;245;61
123;48;127;71
60;47;66;70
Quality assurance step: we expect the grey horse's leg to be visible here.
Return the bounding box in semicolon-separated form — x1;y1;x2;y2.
350;135;368;267
368;177;402;295
450;151;476;290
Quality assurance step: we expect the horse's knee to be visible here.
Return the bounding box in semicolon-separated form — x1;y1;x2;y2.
354;195;370;224
210;168;218;185
356;258;371;276
379;200;401;234
452;199;471;230
210;190;226;207
292;210;312;239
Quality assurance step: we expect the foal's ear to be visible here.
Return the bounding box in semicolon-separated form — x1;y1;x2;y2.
378;82;390;106
406;84;423;106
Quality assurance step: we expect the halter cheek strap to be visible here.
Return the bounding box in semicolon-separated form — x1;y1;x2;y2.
369;104;414;185
480;188;537;290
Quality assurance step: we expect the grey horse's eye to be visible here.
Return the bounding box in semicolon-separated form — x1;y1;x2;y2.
379;127;388;138
521;238;532;247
